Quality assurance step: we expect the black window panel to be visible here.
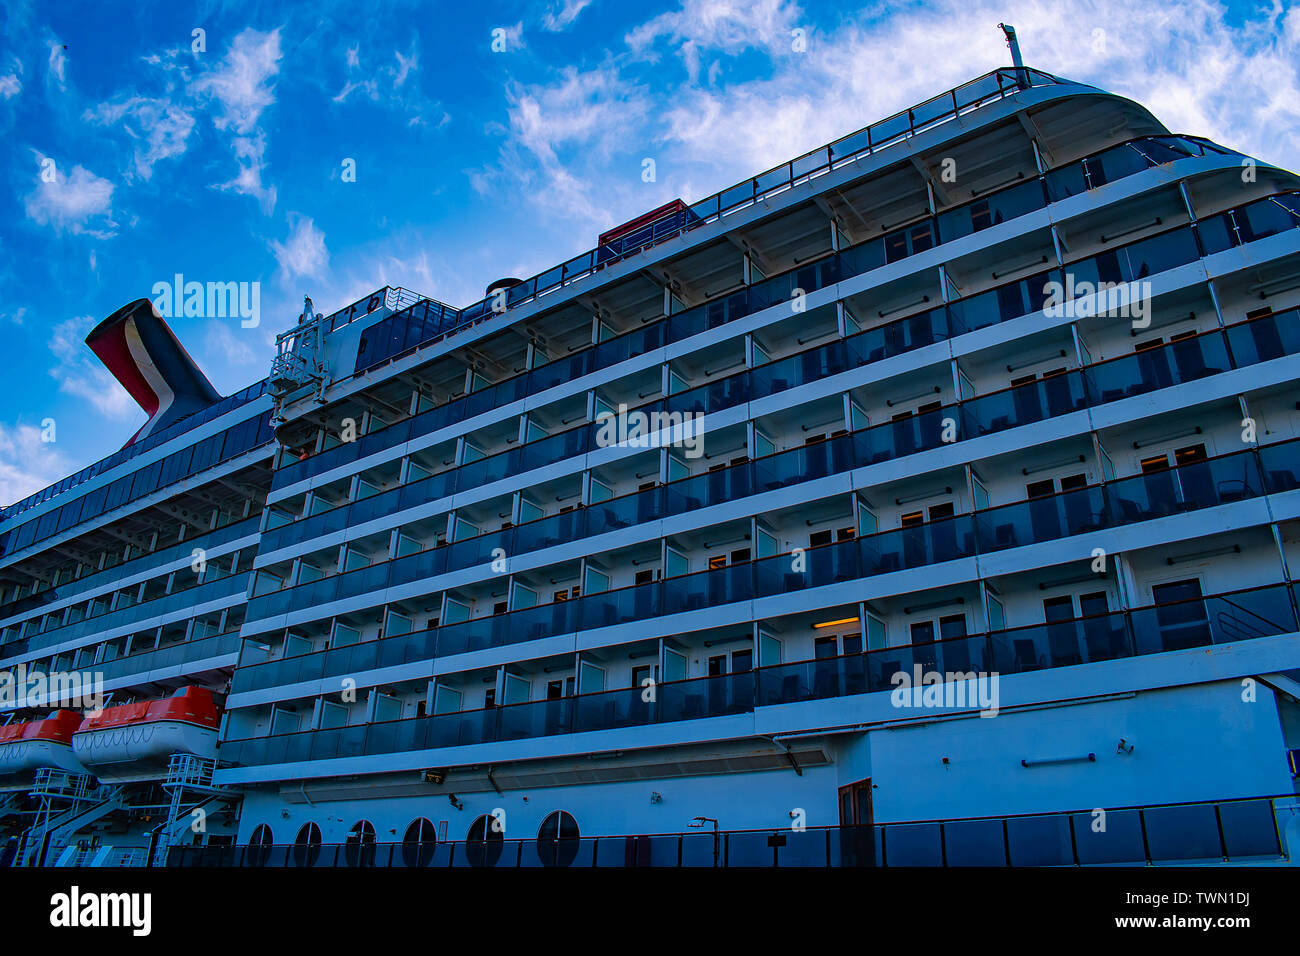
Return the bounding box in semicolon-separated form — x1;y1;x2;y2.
1079;591;1109;617
939;614;967;640
1026;479;1054;499
910;620;936;644
54;498;84;534
104;476;133;511
1153;579;1203;604
35;508;59;542
1043;596;1075;622
813;636;838;658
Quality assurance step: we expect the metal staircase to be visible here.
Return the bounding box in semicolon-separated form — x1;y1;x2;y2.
150;754;238;867
15;770;127;867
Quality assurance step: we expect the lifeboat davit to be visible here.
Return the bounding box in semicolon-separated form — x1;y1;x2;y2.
72;687;220;783
0;711;90;786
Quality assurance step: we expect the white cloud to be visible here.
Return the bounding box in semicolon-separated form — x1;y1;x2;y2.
332;38;437;125
270;214;330;280
392;48;416;88
334;77;379;103
476;65;652;226
24;156;116;236
0;423;75;509
203;321;261;368
626;0;799;82
46;41;66;88
478;0;1300;246
83;95;195;181
0;73;19;99
47;315;140;422
543;0;595;32
216;131;276;212
191;27;282;212
191;28;282;134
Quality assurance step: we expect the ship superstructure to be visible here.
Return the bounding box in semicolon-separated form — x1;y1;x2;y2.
4;66;1300;867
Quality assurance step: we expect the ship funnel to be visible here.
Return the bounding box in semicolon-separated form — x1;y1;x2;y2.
85;298;222;446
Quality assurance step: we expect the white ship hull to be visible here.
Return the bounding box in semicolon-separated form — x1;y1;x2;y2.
0;740;88;788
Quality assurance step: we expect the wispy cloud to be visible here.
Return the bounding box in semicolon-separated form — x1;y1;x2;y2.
192;27;283;212
331;36;443;126
47;315;139;421
46;39;66;89
270;214;330;280
474;64;652;227
83;95;195;182
543;0;596;32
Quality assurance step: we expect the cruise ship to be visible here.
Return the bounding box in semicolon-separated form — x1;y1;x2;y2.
4;57;1300;869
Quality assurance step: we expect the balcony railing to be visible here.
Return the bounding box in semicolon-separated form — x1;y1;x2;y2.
0;382;268;525
260;186;1297;577
2;572;251;659
220;581;1300;765
234;435;1300;693
0;409;274;562
243;317;1300;635
0;631;243;710
0;514;259;634
273;133;1236;493
167;793;1293;867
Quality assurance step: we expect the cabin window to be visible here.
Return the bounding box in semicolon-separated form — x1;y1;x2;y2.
537;810;580;867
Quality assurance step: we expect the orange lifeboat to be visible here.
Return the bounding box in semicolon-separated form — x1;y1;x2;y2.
71;687;221;783
0;710;90;785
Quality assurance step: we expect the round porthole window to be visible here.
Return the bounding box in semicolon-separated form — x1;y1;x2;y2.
537;810;580;867
401;817;437;868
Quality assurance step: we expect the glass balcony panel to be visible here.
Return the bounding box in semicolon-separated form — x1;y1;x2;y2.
942;820;1006;866
882;823;943;865
1218;799;1283;859
1070;809;1146;864
1142;804;1223;862
1226;310;1300;366
1006;815;1075;866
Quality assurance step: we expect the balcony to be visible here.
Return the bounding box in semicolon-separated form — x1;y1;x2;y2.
258;188;1300;578
244;316;1300;633
270;134;1239;495
1;572;250;659
220;581;1300;765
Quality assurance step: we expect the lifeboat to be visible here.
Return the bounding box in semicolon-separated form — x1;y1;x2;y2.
72;687;221;783
0;711;90;786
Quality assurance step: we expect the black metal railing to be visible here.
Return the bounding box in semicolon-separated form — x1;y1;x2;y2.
166;793;1293;867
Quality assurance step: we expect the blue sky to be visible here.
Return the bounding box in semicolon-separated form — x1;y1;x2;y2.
2;0;1299;506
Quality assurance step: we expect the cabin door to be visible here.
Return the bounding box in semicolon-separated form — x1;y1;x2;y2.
837;777;875;867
